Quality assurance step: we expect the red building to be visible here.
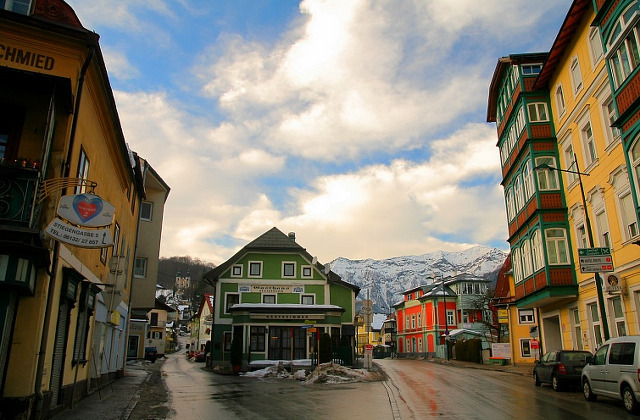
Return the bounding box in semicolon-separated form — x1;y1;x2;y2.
394;283;457;357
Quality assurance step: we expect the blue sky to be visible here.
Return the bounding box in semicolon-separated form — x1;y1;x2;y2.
66;0;573;264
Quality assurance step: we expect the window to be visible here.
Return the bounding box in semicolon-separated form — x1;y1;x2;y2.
581;121;597;167
225;293;240;313
545;228;569;265
570;57;583;93
418;314;422;327
72;282;93;364
262;294;276;304
446;310;455;326
595;209;611;249
250;326;266;352
535;157;559;190
152;331;163;340
593;344;608;365
140;202;153;221
282;262;295;277
631;138;640;200
2;0;32;15
518;309;535;324
301;265;312;278
76;148;90;194
514;175;524;211
527;102;549;122
588;27;604;65
563;144;578;185
249;262;262;277
555;85;566;116
611;297;627;337
522;239;532;277
134;258;147;278
301;295;314;305
506;188;515;221
572;308;583;350
607;5;640;88
112;223;120;256
521;64;542;74
405;316;409;331
576;224;588;249
531;230;544;271
411;315;416;329
520;338;532;357
231;265;242;277
512;247;522;284
589;303;604;348
603;98;621;144
609;342;635;365
523;160;535;200
620;191;639;240
224;332;232;351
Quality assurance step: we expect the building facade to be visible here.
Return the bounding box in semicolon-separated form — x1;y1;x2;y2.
0;1;165;417
488;0;640;356
203;228;359;370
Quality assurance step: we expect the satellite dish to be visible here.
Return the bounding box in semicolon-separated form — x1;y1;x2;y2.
312;256;317;265
324;263;330;274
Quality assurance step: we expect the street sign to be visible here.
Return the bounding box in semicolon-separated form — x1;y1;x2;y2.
578;248;614;273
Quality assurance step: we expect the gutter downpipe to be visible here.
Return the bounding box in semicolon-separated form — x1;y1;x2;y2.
34;45;95;418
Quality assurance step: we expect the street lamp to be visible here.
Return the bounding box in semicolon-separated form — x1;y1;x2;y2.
534;154;610;341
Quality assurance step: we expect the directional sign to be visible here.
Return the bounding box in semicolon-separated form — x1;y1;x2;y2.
578;248;614;273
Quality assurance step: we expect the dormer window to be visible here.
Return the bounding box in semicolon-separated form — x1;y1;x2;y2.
2;0;31;14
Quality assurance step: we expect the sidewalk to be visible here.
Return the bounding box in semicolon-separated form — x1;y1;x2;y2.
422;356;533;377
51;360;156;420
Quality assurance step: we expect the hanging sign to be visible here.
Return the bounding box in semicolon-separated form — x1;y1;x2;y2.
57;193;115;227
45;217;113;248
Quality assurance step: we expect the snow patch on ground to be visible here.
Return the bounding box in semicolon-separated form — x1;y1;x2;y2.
241;362;382;384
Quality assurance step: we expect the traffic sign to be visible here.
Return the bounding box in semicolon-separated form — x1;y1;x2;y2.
531;339;539;350
578;248;614;273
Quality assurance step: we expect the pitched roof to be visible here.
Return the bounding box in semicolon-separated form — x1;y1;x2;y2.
203;227;360;294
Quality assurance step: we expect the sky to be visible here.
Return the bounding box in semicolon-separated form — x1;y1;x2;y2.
66;0;573;265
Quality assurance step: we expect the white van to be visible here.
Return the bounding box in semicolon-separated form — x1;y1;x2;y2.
582;335;640;414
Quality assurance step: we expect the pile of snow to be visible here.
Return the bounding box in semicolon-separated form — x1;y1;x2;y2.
241;361;382;384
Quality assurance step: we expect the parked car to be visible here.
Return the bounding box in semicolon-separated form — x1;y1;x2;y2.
144;346;158;363
195;350;206;362
533;350;592;391
582;335;640;414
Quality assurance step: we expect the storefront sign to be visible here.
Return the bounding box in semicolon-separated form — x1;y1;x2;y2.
605;274;623;294
250;314;324;320
45;217;112;248
0;43;55;71
57;193;115;227
498;309;509;324
251;285;292;294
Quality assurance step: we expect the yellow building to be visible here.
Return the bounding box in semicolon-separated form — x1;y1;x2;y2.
488;0;640;357
0;2;165;417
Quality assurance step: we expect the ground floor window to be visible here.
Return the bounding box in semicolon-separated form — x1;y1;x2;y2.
268;326;306;360
588;302;603;348
224;331;232;351
520;338;532;357
250;326;266;352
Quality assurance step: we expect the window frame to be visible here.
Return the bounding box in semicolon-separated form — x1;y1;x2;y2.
231;264;243;277
301;295;314;305
570;56;583;93
527;102;549;123
133;257;147;278
140;201;153;221
555;84;566;116
282;261;296;278
301;265;313;278
248;261;263;278
225;293;240;314
535;157;560;191
262;294;276;304
518;309;535;324
545;228;570;265
75;147;90;194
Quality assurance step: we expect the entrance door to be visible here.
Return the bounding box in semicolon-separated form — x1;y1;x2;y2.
268;327;306;360
127;335;140;358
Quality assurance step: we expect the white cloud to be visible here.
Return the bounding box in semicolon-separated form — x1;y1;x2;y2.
102;47;140;80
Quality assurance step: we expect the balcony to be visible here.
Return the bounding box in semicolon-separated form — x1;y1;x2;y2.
0;163;41;228
514;268;577;308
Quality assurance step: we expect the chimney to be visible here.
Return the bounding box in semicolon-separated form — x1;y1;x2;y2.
288;232;296;241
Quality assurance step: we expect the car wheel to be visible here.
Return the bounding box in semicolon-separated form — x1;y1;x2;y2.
623;385;639;414
552;374;561;392
583;379;597;401
533;371;541;387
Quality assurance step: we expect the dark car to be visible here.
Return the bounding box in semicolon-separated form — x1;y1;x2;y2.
534;350;592;391
144;346;158;363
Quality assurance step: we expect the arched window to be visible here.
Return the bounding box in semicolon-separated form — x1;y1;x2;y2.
545;228;570;265
531;230;544;271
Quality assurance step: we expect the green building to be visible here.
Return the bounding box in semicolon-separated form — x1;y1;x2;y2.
203;227;360;370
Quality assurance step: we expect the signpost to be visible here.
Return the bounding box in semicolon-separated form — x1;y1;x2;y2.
578;247;614;273
364;344;373;370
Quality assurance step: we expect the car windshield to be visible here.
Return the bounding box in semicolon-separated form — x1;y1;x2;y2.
562;352;590;362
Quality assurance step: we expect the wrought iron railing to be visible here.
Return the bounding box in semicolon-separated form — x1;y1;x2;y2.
0;166;40;227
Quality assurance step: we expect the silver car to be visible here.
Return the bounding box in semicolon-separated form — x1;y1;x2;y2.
582;336;640;414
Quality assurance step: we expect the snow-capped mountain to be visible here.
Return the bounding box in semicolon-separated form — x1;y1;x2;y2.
329;246;507;313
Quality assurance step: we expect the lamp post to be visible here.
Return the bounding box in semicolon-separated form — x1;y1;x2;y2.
534;154;610;341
